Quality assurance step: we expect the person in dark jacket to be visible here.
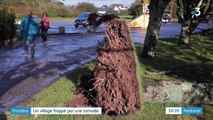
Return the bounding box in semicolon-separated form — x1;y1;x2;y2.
20;12;40;58
40;12;50;45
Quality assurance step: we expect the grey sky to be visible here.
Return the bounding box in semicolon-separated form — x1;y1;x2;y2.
57;0;134;7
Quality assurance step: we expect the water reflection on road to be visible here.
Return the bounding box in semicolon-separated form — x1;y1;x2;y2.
0;34;104;73
49;21;106;33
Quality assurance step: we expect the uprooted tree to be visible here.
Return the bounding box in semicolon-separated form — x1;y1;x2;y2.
141;0;171;58
89;20;141;115
177;0;213;45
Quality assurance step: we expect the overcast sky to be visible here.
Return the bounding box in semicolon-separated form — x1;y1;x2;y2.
57;0;134;7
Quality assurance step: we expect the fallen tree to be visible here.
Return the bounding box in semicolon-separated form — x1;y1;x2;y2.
89;20;141;115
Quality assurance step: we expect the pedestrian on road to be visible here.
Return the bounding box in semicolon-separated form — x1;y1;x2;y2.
20;12;40;58
40;12;50;45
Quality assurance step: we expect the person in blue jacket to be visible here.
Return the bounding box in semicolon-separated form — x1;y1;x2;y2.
20;12;40;58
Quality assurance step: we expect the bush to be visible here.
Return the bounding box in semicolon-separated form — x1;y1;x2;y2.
0;7;16;47
128;4;143;18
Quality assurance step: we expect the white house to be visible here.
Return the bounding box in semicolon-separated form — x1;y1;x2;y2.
113;5;128;13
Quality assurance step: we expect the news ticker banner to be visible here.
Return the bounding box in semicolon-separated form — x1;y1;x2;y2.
10;107;102;115
10;107;202;115
166;107;203;115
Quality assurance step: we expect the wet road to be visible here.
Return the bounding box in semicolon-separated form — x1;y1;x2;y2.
0;34;104;73
48;21;106;33
0;23;185;73
0;22;208;111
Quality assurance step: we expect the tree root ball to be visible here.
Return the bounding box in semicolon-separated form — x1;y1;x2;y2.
90;19;141;115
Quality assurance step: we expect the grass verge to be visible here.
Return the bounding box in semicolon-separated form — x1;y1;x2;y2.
136;35;213;83
3;34;213;120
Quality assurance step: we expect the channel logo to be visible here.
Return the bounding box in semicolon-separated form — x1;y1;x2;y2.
191;7;201;18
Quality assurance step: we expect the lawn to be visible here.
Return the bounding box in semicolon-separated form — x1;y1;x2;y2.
118;15;133;22
3;34;213;120
137;35;213;83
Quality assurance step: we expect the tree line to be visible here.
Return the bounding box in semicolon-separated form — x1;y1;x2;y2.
142;0;212;58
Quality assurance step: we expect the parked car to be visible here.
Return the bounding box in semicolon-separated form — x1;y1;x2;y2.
74;12;91;28
162;10;172;23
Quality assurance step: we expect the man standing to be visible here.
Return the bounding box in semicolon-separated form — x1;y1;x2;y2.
40;12;50;45
20;12;40;58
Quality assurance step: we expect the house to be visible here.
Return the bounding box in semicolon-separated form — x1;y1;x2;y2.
112;4;128;13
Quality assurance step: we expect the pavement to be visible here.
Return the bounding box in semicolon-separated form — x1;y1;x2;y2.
0;22;208;112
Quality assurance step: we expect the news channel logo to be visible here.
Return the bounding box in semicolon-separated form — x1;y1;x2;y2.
191;7;201;18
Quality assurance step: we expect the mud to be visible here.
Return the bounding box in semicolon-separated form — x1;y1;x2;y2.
89;20;141;115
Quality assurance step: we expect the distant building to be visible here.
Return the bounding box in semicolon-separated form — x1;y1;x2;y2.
98;5;108;14
112;4;128;13
143;4;149;14
101;5;109;10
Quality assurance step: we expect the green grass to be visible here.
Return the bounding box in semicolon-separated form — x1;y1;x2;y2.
4;67;200;120
136;35;213;83
118;15;133;22
171;18;179;23
3;34;213;120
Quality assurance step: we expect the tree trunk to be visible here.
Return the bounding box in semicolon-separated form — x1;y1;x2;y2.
177;0;213;45
178;20;191;45
142;0;171;58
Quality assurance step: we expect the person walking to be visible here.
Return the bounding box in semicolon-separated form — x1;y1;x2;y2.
40;12;50;45
20;12;40;58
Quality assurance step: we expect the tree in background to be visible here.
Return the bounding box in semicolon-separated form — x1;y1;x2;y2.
76;2;98;13
128;0;150;18
141;0;171;58
177;0;212;45
128;0;143;18
0;7;16;47
0;0;74;18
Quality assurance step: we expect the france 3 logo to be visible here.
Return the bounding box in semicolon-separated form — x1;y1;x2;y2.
191;0;203;18
191;7;201;18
